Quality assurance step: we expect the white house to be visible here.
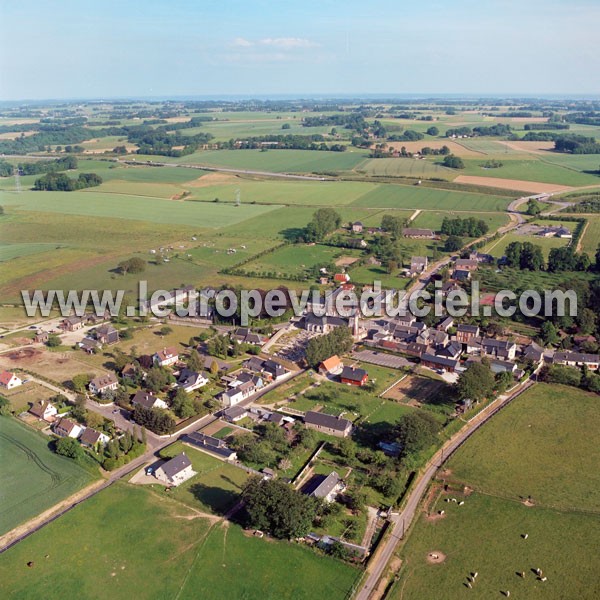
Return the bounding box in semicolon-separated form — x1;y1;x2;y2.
89;373;119;396
153;347;179;367
53;417;82;439
177;369;209;393
0;370;22;390
29;400;58;422
154;452;195;487
131;390;169;410
80;427;110;448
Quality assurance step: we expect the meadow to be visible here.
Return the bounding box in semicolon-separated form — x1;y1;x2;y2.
0;416;95;536
390;383;600;599
358;157;456;180
411;210;510;233
0;483;360;600
482;232;569;259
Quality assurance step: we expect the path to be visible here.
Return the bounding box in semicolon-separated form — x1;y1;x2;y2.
353;379;535;600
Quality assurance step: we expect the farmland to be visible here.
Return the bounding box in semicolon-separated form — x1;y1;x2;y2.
390;384;600;599
0;483;360;600
0;417;95;536
482;231;569;259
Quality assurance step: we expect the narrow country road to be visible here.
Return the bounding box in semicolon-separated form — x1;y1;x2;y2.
354;379;535;600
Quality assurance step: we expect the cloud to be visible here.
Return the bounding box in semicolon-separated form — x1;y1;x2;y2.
233;37;254;47
259;37;319;49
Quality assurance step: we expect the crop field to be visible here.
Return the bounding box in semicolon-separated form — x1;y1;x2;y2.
411;210;510;233
187;178;378;206
0;242;62;262
482;232;569;259
392;383;600;600
350;184;511;212
579;215;600;254
0;190;281;227
0;416;95;536
358;157;456;180
143;148;370;173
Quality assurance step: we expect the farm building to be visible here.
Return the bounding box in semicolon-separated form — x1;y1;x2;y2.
403;228;434;239
420;353;460;373
304;411;353;438
154;452;195;487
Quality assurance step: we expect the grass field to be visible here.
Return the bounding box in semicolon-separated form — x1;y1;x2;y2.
411;210;510;233
0;483;359;600
482;232;569;259
0;190;281;227
579;215;600;254
358;157;456;180
0;416;95;536
390;383;600;599
350;184;511;212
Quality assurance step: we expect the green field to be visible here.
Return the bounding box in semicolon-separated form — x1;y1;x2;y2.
0;483;359;600
0;242;64;262
350;184;511;212
482;232;569;259
579;215;600;254
358;157;457;180
411;210;510;233
391;384;600;599
0;417;95;536
0;190;281;228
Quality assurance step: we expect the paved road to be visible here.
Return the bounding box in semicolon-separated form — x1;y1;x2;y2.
354;379;535;600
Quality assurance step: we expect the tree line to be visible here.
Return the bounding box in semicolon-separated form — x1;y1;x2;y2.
33;172;102;191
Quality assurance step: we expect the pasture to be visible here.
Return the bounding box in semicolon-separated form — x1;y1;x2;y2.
0;483;360;600
350;184;511;212
411;210;510;233
579;215;600;254
0;416;95;536
481;232;569;260
358;157;456;180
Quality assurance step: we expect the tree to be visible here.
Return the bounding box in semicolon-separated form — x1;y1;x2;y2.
47;334;62;347
495;371;514;394
577;308;596;335
444;235;463;252
505;241;522;268
442;154;465;169
303;208;342;242
146;366;173;392
456;362;495;402
526;199;542;215
426;126;439;136
187;349;202;371
387;259;398;274
117;257;146;275
540;321;559;346
395;411;440;456
381;214;405;238
72;373;92;393
210;359;220;376
171;388;196;419
0;395;10;415
241;476;321;539
305;326;353;368
55;437;84;460
131;405;176;434
159;325;173;337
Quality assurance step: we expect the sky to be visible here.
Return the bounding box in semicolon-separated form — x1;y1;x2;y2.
1;0;599;101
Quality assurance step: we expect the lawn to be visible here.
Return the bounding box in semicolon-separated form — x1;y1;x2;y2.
447;383;600;512
393;492;600;600
0;190;281;228
347;264;411;289
0;416;95;536
157;441;249;514
0;482;361;599
350;184;510;212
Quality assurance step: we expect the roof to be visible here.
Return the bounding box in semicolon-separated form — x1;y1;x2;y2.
340;366;368;382
54;417;79;435
222;405;248;419
410;256;428;265
132;390;162;409
457;324;479;334
309;472;341;499
154;347;179;361
305;410;352;432
96;324;117;336
554;351;600;363
0;370;18;385
481;338;516;350
177;368;206;387
320;355;342;372
80;428;104;445
90;372;118;389
29;400;53;418
421;354;460;369
403;228;434;237
159;452;192;480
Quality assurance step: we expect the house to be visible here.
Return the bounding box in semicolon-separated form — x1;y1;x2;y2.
304;471;345;503
319;355;344;376
410;256;428;275
80;427;110;449
480;338;517;360
402;228;434;239
552;351;600;370
522;341;544;364
437;317;454;332
121;362;138;380
456;324;480;344
378;441;403;457
420;353;460;373
262;359;287;381
182;432;237;461
395;314;417;328
177;369;209;393
61;316;84;331
440;281;462;297
153;347;179;367
340;366;368;387
231;327;266;346
452;269;471;282
154;452;195;487
79;337;101;354
95;324;119;345
333;273;350;284
53;417;82;439
88;372;119;396
454;258;479;271
435;341;462;360
200;354;231;373
352;221;364;233
221;376;262;407
304;411;353;438
0;370;22;390
131;390;169;410
222;405;248;422
29;400;57;422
